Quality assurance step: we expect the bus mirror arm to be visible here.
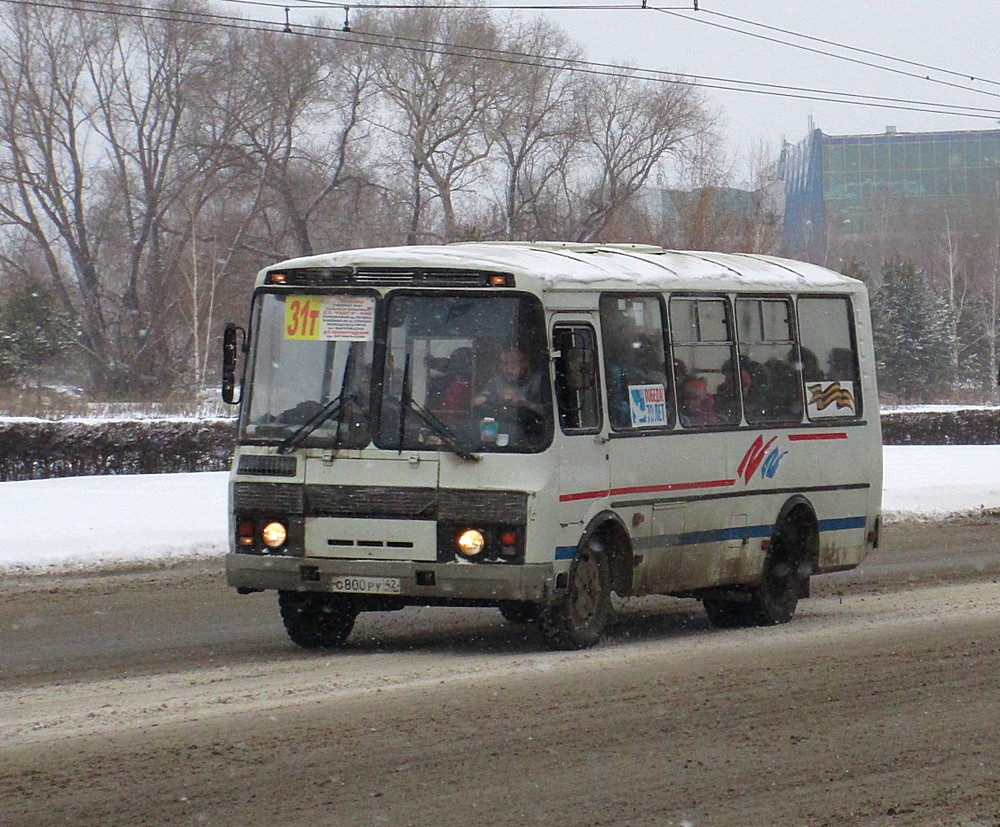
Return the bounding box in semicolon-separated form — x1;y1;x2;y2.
222;323;246;405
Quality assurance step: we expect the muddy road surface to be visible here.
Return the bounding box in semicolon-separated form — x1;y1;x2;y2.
1;520;998;827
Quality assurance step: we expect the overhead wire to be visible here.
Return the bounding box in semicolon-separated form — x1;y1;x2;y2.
212;0;1000;100
653;5;1000;103
217;0;685;11
700;7;1000;90
4;0;1000;120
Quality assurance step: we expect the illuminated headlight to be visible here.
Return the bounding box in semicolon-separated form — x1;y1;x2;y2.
456;529;485;557
261;521;288;549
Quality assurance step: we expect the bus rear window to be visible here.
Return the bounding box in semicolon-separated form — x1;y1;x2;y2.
797;297;862;420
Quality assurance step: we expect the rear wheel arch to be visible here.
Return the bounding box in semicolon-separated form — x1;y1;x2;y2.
581;510;634;598
774;496;820;576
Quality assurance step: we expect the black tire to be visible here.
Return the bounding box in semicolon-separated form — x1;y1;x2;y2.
702;532;804;629
278;591;358;649
539;541;611;650
750;542;801;625
703;595;757;628
498;601;541;624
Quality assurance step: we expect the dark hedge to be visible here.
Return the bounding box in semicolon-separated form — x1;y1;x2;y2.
880;409;1000;446
0;419;236;481
0;410;994;481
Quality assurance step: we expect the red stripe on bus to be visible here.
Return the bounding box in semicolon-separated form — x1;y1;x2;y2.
559;478;736;503
559;489;611;502
788;432;848;441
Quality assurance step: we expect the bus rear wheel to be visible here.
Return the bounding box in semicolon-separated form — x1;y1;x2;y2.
278;591;358;649
539;541;611;650
703;533;804;628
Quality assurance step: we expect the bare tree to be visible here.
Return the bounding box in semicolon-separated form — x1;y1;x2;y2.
368;6;505;243
221;28;377;258
488;19;582;240
0;1;221;396
571;71;710;243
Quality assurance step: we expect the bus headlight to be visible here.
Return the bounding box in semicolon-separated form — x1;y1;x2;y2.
456;529;485;557
261;521;288;549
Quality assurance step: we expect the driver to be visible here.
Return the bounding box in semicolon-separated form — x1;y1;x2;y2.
473;348;545;419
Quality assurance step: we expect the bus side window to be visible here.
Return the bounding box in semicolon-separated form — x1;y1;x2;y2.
669;297;739;427
599;294;674;431
736;297;802;424
553;325;602;433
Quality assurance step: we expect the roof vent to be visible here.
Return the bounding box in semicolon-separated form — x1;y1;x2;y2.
886;125;897;134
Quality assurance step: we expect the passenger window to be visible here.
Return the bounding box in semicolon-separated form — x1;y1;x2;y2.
599;294;673;431
553;325;602;433
669;297;739;427
736;297;803;424
797;297;862;419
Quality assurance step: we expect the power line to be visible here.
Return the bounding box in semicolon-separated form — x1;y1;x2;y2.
218;0;688;11
653;6;1000;104
224;0;1000;99
701;7;1000;90
5;0;1000;121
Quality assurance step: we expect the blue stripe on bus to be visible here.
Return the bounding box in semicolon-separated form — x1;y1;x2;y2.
554;516;866;559
817;516;867;532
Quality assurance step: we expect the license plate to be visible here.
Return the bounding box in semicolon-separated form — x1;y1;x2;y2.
329;576;401;595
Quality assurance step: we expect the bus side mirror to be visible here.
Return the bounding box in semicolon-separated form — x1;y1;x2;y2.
222;323;246;405
564;347;596;391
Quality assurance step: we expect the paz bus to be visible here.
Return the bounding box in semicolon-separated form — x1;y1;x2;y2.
221;242;882;650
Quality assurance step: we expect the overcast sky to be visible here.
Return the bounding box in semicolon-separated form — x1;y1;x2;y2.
236;1;1000;174
532;1;1000;162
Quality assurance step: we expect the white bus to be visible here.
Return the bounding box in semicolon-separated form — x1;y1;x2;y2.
222;242;882;650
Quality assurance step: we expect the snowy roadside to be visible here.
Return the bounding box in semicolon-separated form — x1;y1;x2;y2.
3;445;1000;572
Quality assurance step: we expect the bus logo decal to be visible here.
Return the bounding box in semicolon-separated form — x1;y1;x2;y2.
760;446;788;479
738;435;781;484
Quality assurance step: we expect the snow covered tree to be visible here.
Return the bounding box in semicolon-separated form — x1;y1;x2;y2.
0;277;78;391
869;258;956;403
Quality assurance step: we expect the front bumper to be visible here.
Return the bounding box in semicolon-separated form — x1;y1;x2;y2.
225;553;560;604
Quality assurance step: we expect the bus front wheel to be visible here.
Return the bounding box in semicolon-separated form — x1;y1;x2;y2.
539;541;611;650
498;601;541;624
278;591;358;649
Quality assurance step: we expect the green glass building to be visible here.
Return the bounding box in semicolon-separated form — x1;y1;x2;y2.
782;127;1000;258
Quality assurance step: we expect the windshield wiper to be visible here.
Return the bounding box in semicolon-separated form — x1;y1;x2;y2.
405;396;480;463
396;352;478;463
276;394;352;455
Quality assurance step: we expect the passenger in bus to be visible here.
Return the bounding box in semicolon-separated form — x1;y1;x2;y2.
680;375;718;426
796;347;824;381
438;347;472;411
673;358;689;384
604;334;666;429
828;347;856;380
763;357;802;419
716;362;752;423
602;335;633;429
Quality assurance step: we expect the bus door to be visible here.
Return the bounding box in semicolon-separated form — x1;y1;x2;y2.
668;294;744;590
598;293;677;592
551;319;609;535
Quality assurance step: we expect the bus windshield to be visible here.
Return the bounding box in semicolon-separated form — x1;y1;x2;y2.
241;292;375;449
378;293;552;454
240;290;552;454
